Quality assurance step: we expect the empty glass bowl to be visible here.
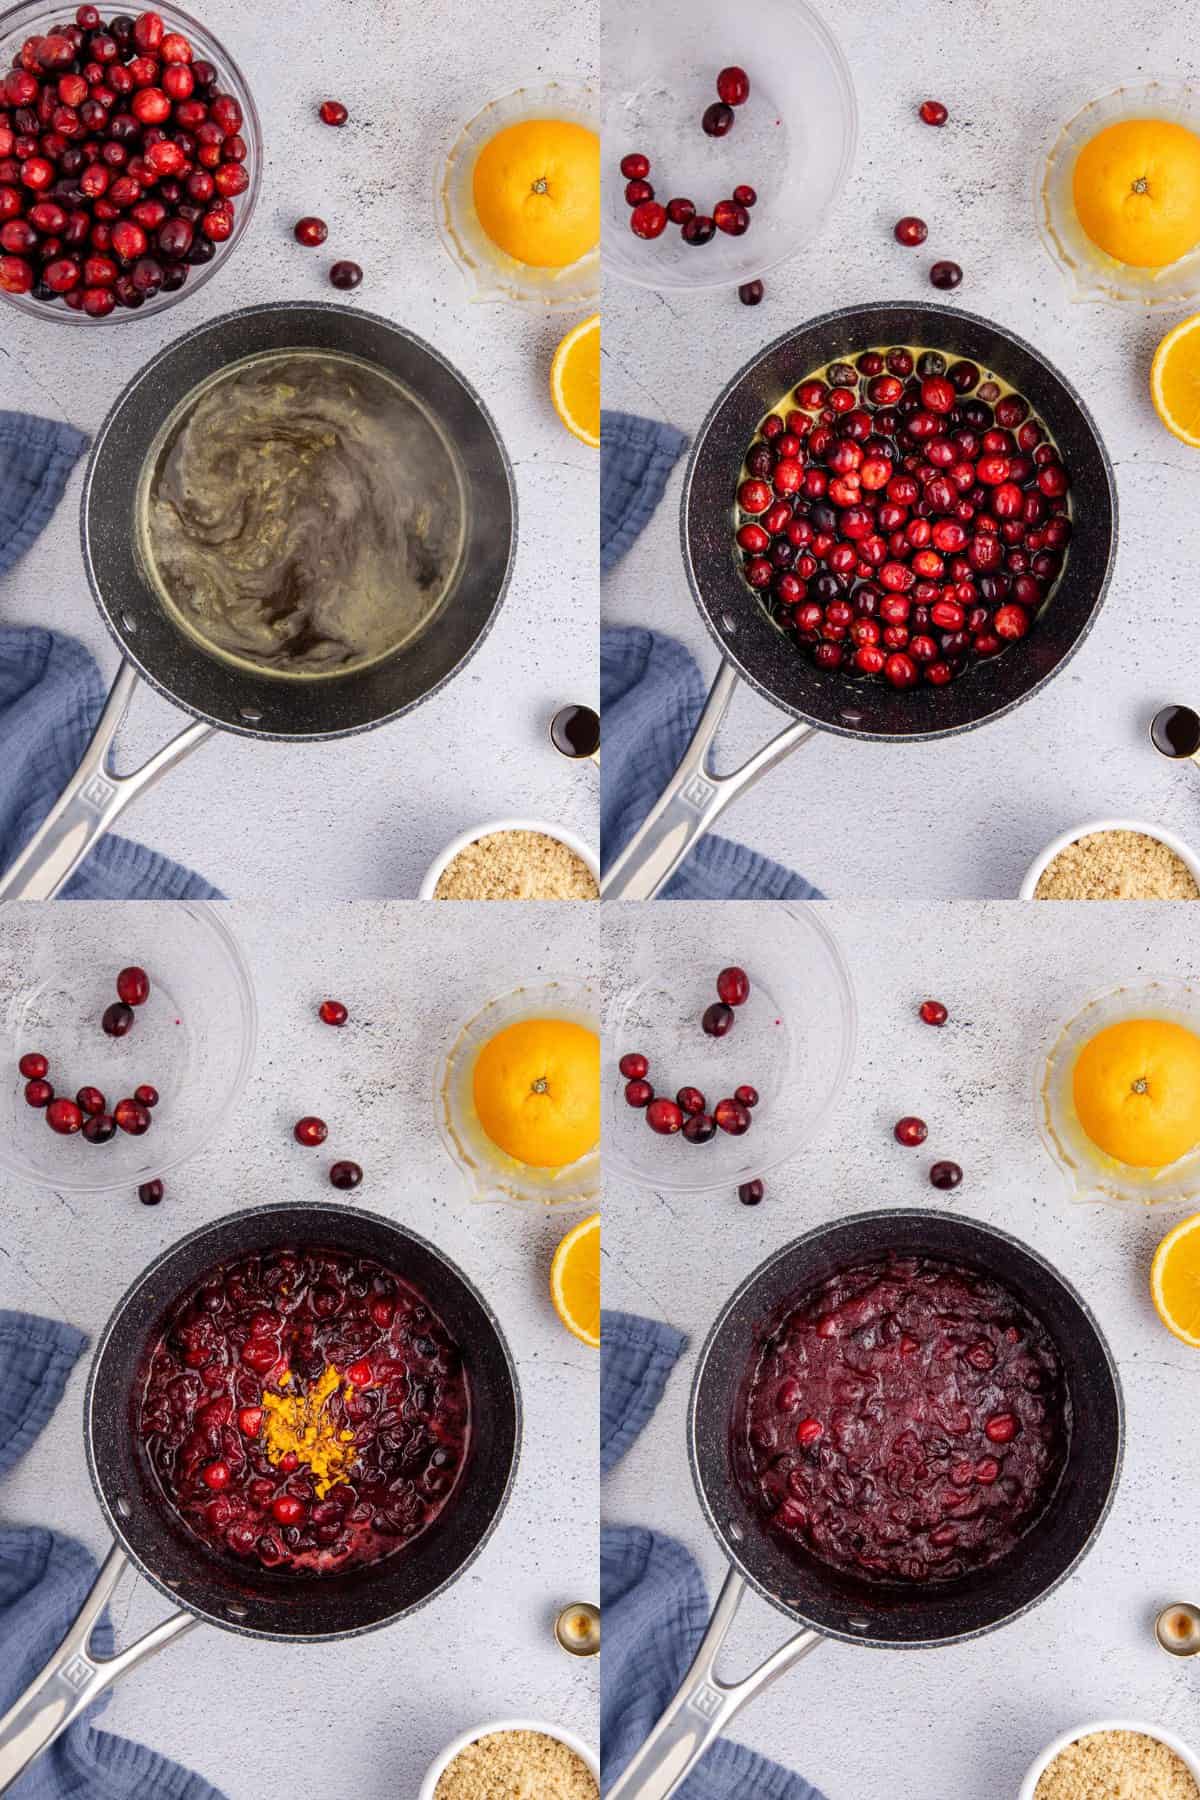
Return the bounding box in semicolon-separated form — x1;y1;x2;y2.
603;0;856;293
0;0;261;326
0;902;257;1193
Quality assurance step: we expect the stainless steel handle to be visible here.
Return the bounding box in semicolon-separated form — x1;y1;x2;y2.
0;660;214;901
601;661;817;900
0;1542;198;1793
607;1566;823;1799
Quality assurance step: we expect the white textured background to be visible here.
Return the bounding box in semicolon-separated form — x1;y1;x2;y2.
0;0;598;899
601;0;1200;898
0;902;598;1798
603;902;1200;1799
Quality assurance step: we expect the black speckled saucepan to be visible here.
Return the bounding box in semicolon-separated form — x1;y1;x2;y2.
602;302;1117;898
0;1204;521;1793
0;301;517;900
609;1211;1123;1800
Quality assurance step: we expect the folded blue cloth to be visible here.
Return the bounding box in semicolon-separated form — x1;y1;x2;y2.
601;1310;826;1800
0;1311;226;1799
0;413;220;899
600;411;821;900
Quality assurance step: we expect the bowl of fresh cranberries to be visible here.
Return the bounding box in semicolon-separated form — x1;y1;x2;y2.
0;0;260;323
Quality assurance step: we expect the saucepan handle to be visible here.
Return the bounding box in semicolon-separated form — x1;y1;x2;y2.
0;1541;198;1793
606;1566;823;1800
600;660;818;901
0;659;215;901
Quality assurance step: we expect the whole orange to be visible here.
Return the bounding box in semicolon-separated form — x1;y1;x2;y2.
1072;1016;1200;1167
472;1016;600;1168
1073;118;1200;268
472;118;600;269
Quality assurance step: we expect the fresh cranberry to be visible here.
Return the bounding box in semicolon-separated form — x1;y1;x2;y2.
702;1002;734;1038
294;1115;328;1145
734;1084;759;1108
738;280;763;306
646;1098;684;1135
620;152;650;180
24;1078;54;1108
919;999;948;1026
83;1113;117;1143
133;1083;159;1107
682;214;717;246
930;260;963;290
702;102;734;138
290;212;328;248
738;1179;765;1205
138;1178;164;1204
714;199;749;236
630;199;667;239
115;1097;151;1135
46;1097;83;1135
625;178;654;206
733;184;757;207
716;966;750;1006
318;100;348;127
666;196;695;224
676;1086;707;1115
18;1052;48;1079
714;1097;752;1135
682;1113;717;1144
919;99;948;126
624;1078;653;1108
76;1086;106;1115
619;1052;648;1080
318;999;348;1026
116;965;150;1006
894;1115;928;1146
894;215;927;245
329;259;362;289
102;1001;134;1037
716;66;750;105
329;1160;362;1189
930;1159;962;1190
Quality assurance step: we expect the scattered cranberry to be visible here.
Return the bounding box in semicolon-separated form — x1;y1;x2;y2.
894;215;927;246
930;1159;962;1190
83;1114;117;1144
738;1179;765;1205
683;1113;717;1144
702;1002;734;1038
625;178;654;206
894;1115;928;1146
24;1078;53;1108
666;196;695;225
46;1097;83;1135
738;280;763;305
676;1086;707;1115
318;999;348;1027
624;1078;654;1108
294;216;327;246
733;184;757;207
620;152;650;180
717;966;750;1006
138;1178;164;1205
714;1097;752;1135
682;215;716;246
619;1052;648;1080
115;1097;151;1135
734;1084;759;1108
919;99;948;126
329;1160;362;1190
714;199;750;237
701;103;734;138
18;1052;48;1079
102;1002;134;1038
630;200;667;239
930;259;962;290
293;1115;328;1146
716;66;750;106
318;100;348;127
329;260;362;289
919;1000;948;1026
76;1086;106;1116
646;1098;684;1135
134;1083;159;1108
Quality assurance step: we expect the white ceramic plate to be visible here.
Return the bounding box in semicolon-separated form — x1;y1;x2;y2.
419;816;599;900
417;1716;600;1799
1019;815;1200;899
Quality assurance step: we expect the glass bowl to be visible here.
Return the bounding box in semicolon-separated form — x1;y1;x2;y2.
0;0;262;327
0;901;257;1192
1037;977;1200;1206
604;905;856;1194
1037;78;1200;307
436;976;601;1205
602;0;856;294
435;78;600;308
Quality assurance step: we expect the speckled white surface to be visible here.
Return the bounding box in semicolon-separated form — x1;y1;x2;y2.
601;0;1200;898
0;902;598;1798
602;901;1200;1800
0;0;598;899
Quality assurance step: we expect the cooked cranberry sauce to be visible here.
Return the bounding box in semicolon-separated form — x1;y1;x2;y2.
733;347;1072;690
737;1254;1067;1583
135;1246;470;1575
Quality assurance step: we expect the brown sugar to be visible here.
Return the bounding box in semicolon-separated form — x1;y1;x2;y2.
433;1728;598;1800
434;830;598;901
1033;1727;1200;1798
1034;829;1200;900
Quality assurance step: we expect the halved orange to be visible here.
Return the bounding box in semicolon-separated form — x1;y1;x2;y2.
1151;310;1200;447
551;1211;600;1347
551;313;600;448
1151;1211;1200;1346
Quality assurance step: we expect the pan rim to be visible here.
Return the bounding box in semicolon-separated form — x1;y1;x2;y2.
679;299;1119;745
685;1205;1125;1651
82;1199;523;1643
78;299;519;743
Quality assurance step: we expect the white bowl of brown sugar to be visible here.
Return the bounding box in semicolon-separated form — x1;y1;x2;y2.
1019;1719;1200;1799
418;1717;600;1800
1020;817;1200;901
420;818;599;901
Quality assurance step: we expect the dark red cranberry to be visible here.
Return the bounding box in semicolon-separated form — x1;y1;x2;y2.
625;177;654;206
702;1002;734;1038
714;199;749;236
738;279;764;305
738;1179;765;1206
716;66;750;105
646;1098;684;1135
24;1078;54;1108
319;999;349;1026
734;1084;759;1108
115;1097;151;1135
620;152;650;180
319;100;348;127
294;1115;328;1146
76;1086;106;1115
138;1178;164;1204
624;1078;654;1108
630;200;667;239
102;1002;134;1037
666;196;695;224
717;966;750;1006
619;1052;648;1080
676;1086;707;1115
702;102;734;138
683;215;716;245
329;1160;363;1190
930;259;963;290
919;999;948;1026
133;1084;159;1108
117;965;150;1006
329;259;362;289
930;1159;962;1190
682;1113;717;1144
919;99;948;126
83;1113;117;1144
714;1097;752;1135
733;184;757;207
46;1097;83;1135
18;1052;48;1079
894;215;927;245
894;1115;928;1146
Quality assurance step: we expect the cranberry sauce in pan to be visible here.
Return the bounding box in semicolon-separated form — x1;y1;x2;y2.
736;1254;1068;1583
135;1246;471;1575
733;347;1072;691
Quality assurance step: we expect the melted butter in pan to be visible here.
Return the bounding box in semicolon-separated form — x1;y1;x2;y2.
137;350;465;678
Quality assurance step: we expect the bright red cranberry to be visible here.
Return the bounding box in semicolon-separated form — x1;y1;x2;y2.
18;1052;48;1080
83;1113;117;1143
919;999;948;1026
116;966;150;1006
329;1160;362;1189
319;100;348;127
683;1113;717;1144
717;966;750;1006
919;99;948;126
666;196;695;224
894;1115;928;1146
620;152;650;180
624;1078;654;1108
733;184;757;207
930;1159;962;1190
0;254;34;293
676;1086;707;1115
716;66;750;105
985;1412;1016;1444
930;259;963;290
76;1086;106;1115
702;1002;734;1038
138;1178;164;1204
714;1097;752;1135
133;1083;159;1108
714;199;750;237
630;200;667;239
894;215;927;246
46;1097;83;1135
272;1495;306;1526
292;214;328;248
329;259;362;289
738;1179;765;1205
619;1052;648;1080
202;1460;231;1491
682;215;716;245
739;280;763;305
294;1115;328;1146
702;102;734;137
646;1097;684;1135
734;1084;759;1108
102;1002;134;1038
115;1097;152;1135
24;1078;54;1108
318;999;348;1026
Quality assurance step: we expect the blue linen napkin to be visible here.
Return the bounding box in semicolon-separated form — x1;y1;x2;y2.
600;410;821;900
0;412;221;900
0;1310;226;1799
601;1309;827;1800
